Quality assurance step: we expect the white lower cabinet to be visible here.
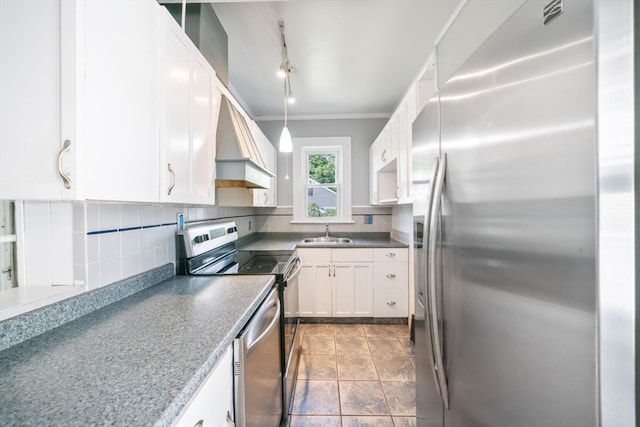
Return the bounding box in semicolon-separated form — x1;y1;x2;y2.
372;248;409;318
298;248;379;317
172;346;234;427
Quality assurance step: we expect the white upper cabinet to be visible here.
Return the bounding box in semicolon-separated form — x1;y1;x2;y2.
369;79;420;205
0;0;162;202
161;12;220;205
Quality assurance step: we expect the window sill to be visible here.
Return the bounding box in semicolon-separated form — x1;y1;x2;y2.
290;220;355;224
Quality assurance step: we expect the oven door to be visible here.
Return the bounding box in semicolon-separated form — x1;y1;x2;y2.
282;256;302;417
234;288;283;427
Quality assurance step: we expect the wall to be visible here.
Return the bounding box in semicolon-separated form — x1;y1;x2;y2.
257;118;387;206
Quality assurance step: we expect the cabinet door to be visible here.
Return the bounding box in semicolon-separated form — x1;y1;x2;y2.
161;15;217;205
83;0;160;202
190;54;217;204
0;1;77;200
162;21;192;202
172;346;233;427
369;141;380;205
333;263;373;317
299;263;332;317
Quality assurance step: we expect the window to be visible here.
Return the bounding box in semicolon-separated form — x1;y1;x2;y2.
293;137;352;223
0;201;16;291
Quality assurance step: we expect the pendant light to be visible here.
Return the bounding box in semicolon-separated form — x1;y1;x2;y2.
278;21;294;154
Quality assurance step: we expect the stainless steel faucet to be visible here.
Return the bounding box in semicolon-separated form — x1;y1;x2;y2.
325;223;330;238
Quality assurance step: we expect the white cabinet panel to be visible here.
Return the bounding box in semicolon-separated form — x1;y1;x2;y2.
299;248;375;317
374;248;409;263
374;290;409;317
333;263;373;317
172;346;233;427
373;262;408;290
161;13;218;205
83;0;160;202
0;0;162;202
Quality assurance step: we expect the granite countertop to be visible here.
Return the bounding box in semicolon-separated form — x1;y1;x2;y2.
238;232;408;251
0;274;276;427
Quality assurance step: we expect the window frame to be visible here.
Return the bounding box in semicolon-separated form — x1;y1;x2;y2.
292;137;352;223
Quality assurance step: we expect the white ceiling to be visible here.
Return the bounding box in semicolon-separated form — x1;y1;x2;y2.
207;0;461;120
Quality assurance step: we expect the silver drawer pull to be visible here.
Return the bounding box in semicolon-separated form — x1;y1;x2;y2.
58;139;72;189
386;273;396;279
194;420;204;427
387;301;397;306
386;252;396;257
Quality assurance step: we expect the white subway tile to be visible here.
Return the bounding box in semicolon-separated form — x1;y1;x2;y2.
140;249;155;271
99;257;121;287
122;253;141;279
120;204;139;228
139;228;155;252
99;204;120;230
86;203;100;232
120;230;140;256
99;233;120;260
87;234;100;263
139;205;154;225
154;246;169;267
87;262;100;290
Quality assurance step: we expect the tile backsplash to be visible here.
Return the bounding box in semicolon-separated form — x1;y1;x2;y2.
22;201;256;290
255;206;393;234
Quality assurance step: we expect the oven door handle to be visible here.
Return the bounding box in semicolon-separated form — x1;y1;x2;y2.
247;297;281;354
284;256;302;283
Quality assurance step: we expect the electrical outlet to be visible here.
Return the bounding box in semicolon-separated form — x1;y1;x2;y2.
364;215;373;225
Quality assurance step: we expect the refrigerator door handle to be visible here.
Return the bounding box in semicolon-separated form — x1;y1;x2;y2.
422;157;443;400
428;153;450;409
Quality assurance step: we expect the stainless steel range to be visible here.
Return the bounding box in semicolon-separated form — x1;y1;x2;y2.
176;221;301;426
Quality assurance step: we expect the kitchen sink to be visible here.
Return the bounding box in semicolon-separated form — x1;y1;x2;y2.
300;237;354;244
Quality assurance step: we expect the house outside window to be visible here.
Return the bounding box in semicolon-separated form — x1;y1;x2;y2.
293;137;352;223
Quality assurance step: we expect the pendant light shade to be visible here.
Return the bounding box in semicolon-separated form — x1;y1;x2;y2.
279;126;293;153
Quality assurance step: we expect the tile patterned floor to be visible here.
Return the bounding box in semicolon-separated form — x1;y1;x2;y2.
289;323;416;427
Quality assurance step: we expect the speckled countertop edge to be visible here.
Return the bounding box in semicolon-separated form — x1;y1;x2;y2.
237;232;408;250
0;264;174;352
0;274;276;427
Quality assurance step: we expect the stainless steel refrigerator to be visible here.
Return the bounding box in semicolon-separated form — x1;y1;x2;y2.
412;0;636;426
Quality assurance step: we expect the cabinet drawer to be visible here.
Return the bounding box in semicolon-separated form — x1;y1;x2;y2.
374;290;408;318
332;248;373;262
373;262;408;290
373;248;408;262
298;248;331;262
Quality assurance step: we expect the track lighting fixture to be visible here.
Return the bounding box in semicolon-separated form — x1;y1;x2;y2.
278;21;294;154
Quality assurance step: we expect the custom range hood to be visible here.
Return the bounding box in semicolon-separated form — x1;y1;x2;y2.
216;95;274;189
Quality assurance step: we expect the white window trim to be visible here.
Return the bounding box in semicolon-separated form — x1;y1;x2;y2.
292;137;352;223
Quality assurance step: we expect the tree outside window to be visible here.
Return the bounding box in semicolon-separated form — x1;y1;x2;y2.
292;137;352;223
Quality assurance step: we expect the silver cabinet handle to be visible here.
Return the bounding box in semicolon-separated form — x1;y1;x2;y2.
57;139;72;189
226;410;235;425
333;266;336;277
263;192;269;204
386;273;396;279
386;301;396;306
167;163;176;195
428;153;449;408
381;149;387;162
193;420;204;427
386;252;396;258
